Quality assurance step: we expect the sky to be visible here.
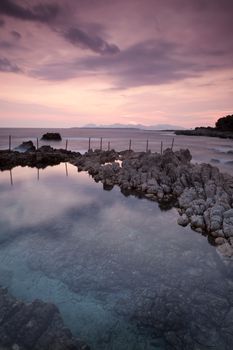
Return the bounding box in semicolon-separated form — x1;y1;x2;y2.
0;0;233;128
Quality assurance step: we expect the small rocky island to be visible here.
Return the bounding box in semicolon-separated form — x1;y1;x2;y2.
175;113;233;139
41;132;62;141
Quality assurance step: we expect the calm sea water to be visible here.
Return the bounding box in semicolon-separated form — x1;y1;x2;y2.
0;164;233;349
0;127;233;175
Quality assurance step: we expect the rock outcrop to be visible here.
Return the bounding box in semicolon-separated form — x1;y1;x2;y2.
41;133;62;141
0;287;89;350
0;147;79;170
14;141;36;153
73;148;233;257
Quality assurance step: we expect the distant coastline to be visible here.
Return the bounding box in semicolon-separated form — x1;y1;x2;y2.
175;127;233;139
175;114;233;139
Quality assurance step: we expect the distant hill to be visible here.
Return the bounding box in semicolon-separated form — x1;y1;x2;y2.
79;123;185;130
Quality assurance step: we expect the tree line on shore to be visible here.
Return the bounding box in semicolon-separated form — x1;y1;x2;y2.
215;114;233;131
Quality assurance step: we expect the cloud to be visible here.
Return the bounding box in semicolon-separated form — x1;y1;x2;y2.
0;18;4;26
1;0;233;90
0;57;21;73
0;40;15;49
29;38;230;86
11;30;21;40
64;26;120;55
0;0;59;23
0;30;22;49
73;40;198;88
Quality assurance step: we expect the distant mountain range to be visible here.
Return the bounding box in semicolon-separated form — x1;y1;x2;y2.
80;123;185;130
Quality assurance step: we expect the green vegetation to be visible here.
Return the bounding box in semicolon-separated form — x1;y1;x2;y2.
216;114;233;131
175;113;233;139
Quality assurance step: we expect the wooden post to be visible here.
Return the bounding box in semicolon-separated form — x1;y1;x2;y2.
36;137;39;150
37;168;40;181
171;137;174;150
9;135;11;151
129;139;132;151
160;141;163;155
100;137;103;151
108;141;110;151
88;137;91;151
146;139;149;152
65;162;68;176
65;139;68;151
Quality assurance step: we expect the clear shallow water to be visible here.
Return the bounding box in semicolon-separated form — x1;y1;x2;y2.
0;164;233;349
0;127;233;175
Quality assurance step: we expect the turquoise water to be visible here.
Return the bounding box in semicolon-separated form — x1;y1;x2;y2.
0;164;233;349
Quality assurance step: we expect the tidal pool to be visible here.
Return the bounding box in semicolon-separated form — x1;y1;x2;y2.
0;163;233;349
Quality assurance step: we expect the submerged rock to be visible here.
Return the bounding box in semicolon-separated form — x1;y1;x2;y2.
0;287;89;350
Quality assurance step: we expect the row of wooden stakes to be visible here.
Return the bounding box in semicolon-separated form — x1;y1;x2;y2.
7;135;175;154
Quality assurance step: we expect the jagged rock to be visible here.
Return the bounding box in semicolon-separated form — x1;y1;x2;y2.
216;242;233;257
204;205;225;232
177;214;189;227
215;237;226;245
41;133;62;141
38;145;54;152
190;215;205;230
178;188;197;210
223;209;233;238
14;141;36;153
204;181;216;198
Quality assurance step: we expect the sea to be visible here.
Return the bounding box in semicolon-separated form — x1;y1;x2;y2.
0;127;233;349
0;127;233;175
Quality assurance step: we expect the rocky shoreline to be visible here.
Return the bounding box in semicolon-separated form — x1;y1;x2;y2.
1;145;233;258
72;148;233;258
0;146;78;170
1;144;233;349
0;287;89;350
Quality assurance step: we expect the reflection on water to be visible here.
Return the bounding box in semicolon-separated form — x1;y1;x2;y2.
0;164;233;349
1;127;233;175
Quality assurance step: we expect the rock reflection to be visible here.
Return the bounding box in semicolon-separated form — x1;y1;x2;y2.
0;164;233;350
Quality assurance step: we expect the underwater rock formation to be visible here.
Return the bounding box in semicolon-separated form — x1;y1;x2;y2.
0;287;89;350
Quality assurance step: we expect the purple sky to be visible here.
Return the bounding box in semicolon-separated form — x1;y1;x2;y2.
0;0;233;127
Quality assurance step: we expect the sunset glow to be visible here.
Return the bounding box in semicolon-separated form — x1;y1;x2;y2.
0;0;233;128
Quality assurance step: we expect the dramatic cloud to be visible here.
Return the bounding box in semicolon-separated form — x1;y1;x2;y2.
0;57;21;73
32;39;233;88
64;27;120;55
0;40;15;49
11;30;21;40
0;0;59;23
0;0;232;127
